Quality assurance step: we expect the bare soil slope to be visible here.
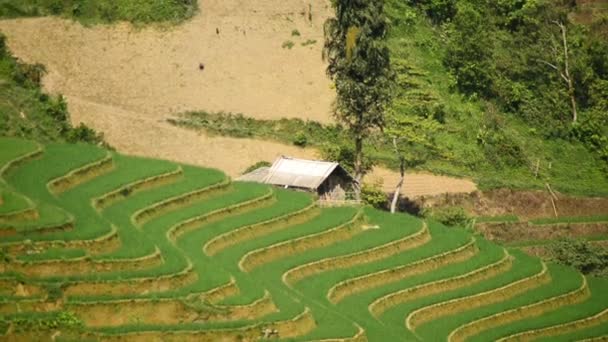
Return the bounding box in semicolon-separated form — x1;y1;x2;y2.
0;0;335;123
0;1;477;196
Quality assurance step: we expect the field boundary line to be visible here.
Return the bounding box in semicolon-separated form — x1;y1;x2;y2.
92;166;183;211
304;324;367;342
203;201;319;256
166;187;275;242
65;289;276;327
63;260;196;297
283;221;429;287
405;256;547;330
238;210;365;272
447;274;590;342
0;143;43;180
369;248;512;318
131;176;231;227
497;307;608;342
1;224;119;255
87;307;315;341
327;236;478;304
2;246;163;278
47;152;114;194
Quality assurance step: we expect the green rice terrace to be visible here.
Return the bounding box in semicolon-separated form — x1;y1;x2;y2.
0;136;607;342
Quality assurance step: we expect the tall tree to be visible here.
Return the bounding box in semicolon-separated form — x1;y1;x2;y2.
323;0;395;200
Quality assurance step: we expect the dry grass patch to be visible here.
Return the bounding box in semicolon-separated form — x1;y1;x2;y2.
1;246;162;278
63;262;196;297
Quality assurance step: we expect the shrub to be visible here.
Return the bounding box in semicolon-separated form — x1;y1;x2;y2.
549;238;608;277
65;123;105;145
291;29;301;36
301;39;317;46
361;182;386;209
12;62;46;87
293;131;308;146
282;40;295;49
423;206;471;227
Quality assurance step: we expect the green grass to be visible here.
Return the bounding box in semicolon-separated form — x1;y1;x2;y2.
475;215;520;223
0;137;39;168
417;263;584;341
1;138;607;341
0;0;197;24
0;189;31;214
4;203;71;233
473;276;608;341
530;215;608;225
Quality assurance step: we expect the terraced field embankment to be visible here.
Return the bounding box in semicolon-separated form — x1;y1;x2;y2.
0;137;606;341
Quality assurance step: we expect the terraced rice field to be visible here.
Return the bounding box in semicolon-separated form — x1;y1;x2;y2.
0;137;607;341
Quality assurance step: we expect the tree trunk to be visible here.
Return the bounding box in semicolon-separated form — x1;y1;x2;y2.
390;156;405;214
390;137;405;214
557;20;577;123
353;134;363;202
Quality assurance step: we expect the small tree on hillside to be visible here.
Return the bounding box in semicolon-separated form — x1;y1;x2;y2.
323;0;395;200
386;113;439;213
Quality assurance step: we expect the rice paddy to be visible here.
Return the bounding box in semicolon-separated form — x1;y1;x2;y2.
0;137;606;341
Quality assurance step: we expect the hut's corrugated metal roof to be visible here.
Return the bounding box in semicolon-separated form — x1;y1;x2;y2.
263;157;342;190
236;156;354;190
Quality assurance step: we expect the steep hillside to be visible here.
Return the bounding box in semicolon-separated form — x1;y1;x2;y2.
1;137;607;341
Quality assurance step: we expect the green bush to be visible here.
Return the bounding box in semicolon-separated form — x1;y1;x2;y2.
423;206;471;227
66;123;106;145
293;131;308;147
549;238;608;277
11;62;46;88
282;40;295;49
361;182;386;209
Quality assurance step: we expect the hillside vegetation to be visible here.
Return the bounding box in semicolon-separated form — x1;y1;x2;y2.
0;33;105;145
172;0;608;196
0;0;196;24
1;137;607;341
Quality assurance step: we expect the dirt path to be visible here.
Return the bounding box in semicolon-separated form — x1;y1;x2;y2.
0;2;477;198
68;94;476;197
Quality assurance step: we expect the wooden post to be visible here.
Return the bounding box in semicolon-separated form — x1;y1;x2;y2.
545;183;559;218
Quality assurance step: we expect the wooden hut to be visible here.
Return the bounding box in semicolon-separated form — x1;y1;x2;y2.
238;156;356;201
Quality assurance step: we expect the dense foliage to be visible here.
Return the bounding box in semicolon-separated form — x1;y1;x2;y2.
550;238;608;277
0;0;197;24
323;0;395;187
434;0;608;161
0;34;105;145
